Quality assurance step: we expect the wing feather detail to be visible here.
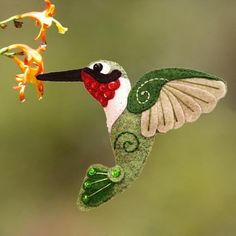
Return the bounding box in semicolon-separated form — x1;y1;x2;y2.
164;84;202;122
141;78;227;137
162;87;185;129
178;78;226;99
166;81;217;113
156;90;175;133
141;103;158;137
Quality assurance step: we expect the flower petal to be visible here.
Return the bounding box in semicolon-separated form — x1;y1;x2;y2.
52;18;68;34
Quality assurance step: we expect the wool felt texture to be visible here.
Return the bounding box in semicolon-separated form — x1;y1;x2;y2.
77;64;227;211
78;110;155;210
36;67;121;83
141;78;226;137
78;165;116;209
37;60;227;211
84;67;122;83
127;68;223;114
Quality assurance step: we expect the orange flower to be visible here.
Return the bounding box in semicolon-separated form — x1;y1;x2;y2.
0;0;68;43
0;44;46;102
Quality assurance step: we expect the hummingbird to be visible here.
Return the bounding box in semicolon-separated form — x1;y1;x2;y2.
37;60;227;211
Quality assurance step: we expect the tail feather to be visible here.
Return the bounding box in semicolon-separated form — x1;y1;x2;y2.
78;164;124;211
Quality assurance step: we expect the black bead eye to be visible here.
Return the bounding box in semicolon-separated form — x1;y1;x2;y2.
93;63;103;72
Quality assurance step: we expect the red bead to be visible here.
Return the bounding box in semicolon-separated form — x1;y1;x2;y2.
99;84;107;92
88;88;95;94
83;77;90;84
108;80;120;91
84;81;91;88
104;91;115;99
81;71;119;107
94;92;100;99
91;81;99;90
81;71;94;82
99;97;108;107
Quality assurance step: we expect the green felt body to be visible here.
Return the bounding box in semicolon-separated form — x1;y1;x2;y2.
110;110;155;191
78;109;155;210
77;68;225;211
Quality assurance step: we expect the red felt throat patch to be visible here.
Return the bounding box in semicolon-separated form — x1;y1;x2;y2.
81;71;120;107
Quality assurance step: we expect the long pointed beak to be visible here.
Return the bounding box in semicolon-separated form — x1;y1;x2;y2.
36;69;83;82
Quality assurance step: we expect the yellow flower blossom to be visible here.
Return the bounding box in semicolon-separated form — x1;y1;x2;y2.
0;0;68;43
0;44;46;102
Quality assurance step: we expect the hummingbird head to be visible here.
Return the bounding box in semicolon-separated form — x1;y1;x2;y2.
81;60;128;107
37;60;131;131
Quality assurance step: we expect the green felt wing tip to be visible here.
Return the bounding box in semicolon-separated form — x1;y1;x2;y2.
127;68;224;114
77;165;124;211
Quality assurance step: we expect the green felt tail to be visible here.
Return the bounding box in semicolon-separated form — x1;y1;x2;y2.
77;164;125;211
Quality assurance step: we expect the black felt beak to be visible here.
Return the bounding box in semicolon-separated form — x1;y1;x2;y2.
36;69;84;82
37;67;122;83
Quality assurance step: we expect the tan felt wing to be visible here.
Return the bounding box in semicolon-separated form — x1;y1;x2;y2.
141;78;227;137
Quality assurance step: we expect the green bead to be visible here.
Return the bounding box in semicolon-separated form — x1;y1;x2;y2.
83;180;92;189
88;167;96;176
82;194;89;204
111;167;121;178
108;165;124;183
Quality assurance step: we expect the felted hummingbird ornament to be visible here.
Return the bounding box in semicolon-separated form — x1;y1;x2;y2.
37;60;227;211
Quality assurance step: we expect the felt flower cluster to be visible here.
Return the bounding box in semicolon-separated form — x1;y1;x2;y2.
0;0;68;102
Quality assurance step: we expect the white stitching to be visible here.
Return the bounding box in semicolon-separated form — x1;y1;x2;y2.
136;78;167;105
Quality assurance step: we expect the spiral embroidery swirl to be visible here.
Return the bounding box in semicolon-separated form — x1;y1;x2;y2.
136;78;167;105
114;132;140;153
